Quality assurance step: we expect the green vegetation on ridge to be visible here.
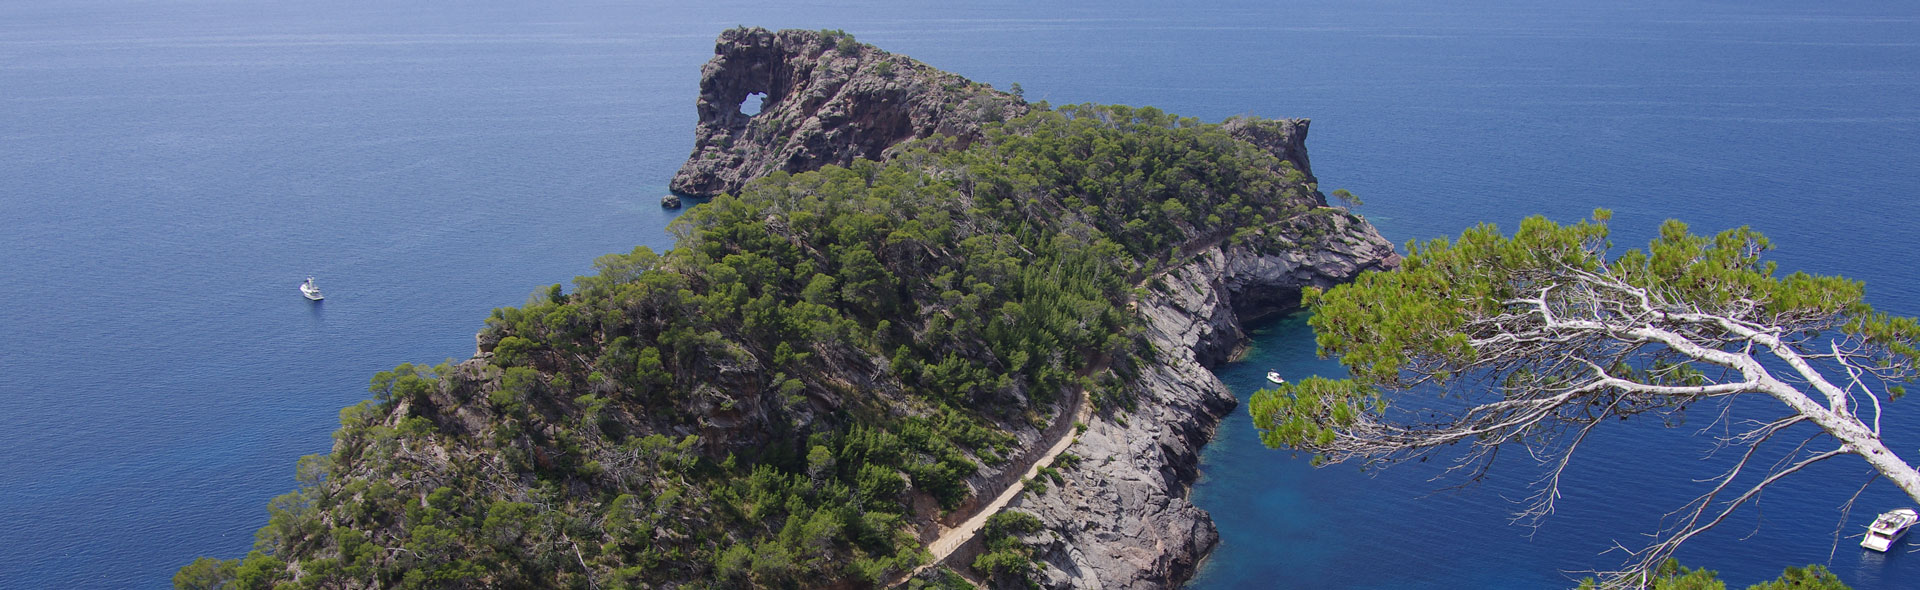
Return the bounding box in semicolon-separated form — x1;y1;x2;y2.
177;103;1364;589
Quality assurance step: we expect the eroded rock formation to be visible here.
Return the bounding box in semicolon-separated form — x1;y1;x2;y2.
670;27;1028;197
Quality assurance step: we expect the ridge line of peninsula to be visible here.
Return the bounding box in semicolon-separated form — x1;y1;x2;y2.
175;26;1398;590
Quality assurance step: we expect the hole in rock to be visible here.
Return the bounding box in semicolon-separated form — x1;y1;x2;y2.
740;92;766;116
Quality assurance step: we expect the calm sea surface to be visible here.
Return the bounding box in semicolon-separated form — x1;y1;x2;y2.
2;1;1914;588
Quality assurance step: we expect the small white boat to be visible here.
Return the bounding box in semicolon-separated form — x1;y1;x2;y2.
300;276;324;301
1861;507;1917;552
1266;370;1286;385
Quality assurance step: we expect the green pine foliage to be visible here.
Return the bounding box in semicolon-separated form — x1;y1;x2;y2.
1577;560;1852;590
972;510;1046;588
181;103;1357;589
1253;211;1914;588
1252;211;1920;457
903;568;975;590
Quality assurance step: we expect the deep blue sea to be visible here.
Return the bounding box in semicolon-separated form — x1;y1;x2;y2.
2;1;1915;588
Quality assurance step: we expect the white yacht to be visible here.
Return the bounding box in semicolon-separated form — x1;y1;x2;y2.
1861;507;1917;552
300;276;324;301
1266;370;1286;385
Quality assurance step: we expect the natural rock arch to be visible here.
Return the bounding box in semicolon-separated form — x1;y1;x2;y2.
668;27;1030;197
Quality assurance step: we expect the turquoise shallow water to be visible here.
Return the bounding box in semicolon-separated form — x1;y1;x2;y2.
1;1;1915;587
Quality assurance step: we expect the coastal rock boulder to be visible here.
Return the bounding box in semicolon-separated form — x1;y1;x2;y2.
670;27;1029;197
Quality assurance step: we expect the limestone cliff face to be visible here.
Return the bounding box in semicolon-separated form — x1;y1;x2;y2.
670;27;1028;197
1008;214;1396;590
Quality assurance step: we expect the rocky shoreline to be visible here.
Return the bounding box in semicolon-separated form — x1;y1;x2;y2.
1007;218;1396;589
671;27;1398;588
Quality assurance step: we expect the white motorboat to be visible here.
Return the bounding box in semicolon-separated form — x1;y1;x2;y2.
300;276;324;301
1861;507;1917;552
1266;370;1286;385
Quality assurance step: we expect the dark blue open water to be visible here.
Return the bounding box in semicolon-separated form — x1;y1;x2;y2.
2;1;1914;588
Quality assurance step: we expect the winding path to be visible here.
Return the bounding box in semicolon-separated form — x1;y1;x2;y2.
888;388;1090;588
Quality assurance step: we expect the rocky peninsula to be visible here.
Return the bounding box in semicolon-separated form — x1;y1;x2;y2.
669;28;1396;587
177;27;1396;590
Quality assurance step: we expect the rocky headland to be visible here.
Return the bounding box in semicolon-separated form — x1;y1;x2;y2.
671;28;1398;589
670;27;1028;198
180;27;1396;590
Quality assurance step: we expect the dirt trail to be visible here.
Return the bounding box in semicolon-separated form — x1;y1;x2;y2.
888;389;1090;587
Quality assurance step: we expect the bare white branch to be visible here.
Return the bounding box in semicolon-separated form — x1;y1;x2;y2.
1288;258;1920;588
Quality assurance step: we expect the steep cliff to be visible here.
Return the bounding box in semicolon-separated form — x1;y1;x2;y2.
670;28;1028;197
1008;214;1396;589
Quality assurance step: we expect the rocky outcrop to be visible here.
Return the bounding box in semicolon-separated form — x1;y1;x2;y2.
670;27;1028;197
1009;216;1396;590
1223;116;1319;186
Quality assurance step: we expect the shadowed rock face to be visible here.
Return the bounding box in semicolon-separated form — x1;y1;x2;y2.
670;27;1029;197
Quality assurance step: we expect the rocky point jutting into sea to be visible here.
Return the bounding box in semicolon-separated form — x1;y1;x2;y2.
180;27;1396;589
671;29;1396;586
